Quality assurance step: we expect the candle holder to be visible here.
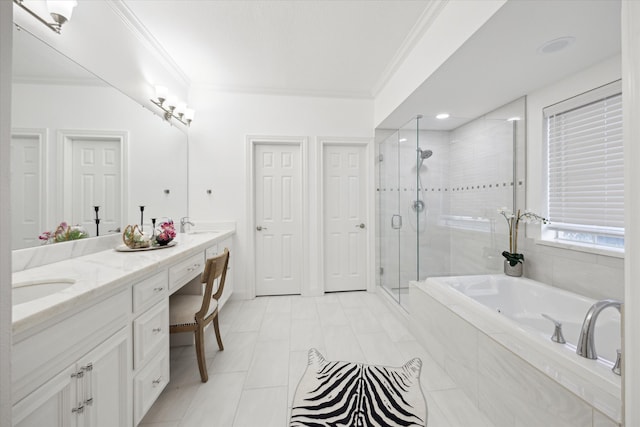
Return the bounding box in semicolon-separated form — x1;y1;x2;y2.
139;206;145;231
94;206;100;236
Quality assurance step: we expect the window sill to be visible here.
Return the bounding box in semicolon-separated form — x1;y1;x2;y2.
535;239;624;259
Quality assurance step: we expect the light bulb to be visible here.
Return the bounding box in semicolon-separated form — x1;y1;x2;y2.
47;0;77;25
155;85;168;103
166;96;177;110
176;102;187;117
184;108;195;121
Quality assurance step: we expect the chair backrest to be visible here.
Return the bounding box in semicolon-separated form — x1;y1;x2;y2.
196;248;230;320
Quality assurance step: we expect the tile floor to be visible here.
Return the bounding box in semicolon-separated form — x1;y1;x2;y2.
139;290;495;427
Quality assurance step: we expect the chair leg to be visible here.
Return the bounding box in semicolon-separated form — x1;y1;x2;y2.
213;314;224;351
194;327;208;383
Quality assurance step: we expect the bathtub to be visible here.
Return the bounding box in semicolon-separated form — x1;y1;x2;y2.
409;274;622;427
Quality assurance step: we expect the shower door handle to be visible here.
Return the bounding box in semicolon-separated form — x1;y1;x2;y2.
391;215;402;230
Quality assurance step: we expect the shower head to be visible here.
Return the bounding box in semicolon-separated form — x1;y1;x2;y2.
419;149;433;160
417;148;433;170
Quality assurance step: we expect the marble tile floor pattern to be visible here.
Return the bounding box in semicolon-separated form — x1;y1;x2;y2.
139;291;495;427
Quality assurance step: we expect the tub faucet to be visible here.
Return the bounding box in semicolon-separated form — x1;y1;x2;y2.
576;299;622;360
180;217;195;233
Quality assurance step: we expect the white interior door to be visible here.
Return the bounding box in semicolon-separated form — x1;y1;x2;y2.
10;133;44;249
323;144;367;292
71;138;121;237
255;144;303;296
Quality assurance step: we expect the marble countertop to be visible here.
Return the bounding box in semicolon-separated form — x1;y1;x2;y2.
12;230;234;337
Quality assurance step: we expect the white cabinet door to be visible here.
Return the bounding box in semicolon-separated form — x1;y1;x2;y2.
13;364;77;427
78;327;131;427
13;328;131;427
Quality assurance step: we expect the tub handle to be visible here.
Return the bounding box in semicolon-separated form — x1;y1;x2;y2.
541;313;566;344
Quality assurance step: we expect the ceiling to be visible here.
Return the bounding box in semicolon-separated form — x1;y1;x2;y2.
379;0;622;130
123;0;434;98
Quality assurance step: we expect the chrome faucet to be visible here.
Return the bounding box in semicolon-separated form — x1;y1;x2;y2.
180;217;195;233
541;313;566;344
576;299;622;360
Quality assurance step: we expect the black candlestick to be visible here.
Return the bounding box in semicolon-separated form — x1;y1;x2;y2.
139;206;145;231
94;206;100;236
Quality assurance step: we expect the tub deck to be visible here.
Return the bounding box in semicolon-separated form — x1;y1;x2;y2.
409;275;621;427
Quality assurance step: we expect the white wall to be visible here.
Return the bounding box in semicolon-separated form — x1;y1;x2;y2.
187;89;374;299
523;54;624;300
1;1;12;423
12;83;188;233
622;3;640;424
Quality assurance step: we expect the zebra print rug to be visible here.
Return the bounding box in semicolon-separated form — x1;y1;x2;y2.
290;348;427;427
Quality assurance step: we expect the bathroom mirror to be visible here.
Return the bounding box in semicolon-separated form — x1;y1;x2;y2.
11;26;188;249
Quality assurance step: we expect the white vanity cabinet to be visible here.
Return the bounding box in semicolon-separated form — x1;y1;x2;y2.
13;327;130;427
12;231;236;427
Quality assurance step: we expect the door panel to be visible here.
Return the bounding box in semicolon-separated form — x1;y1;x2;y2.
71;139;120;236
10;134;44;249
255;144;302;296
323;145;367;292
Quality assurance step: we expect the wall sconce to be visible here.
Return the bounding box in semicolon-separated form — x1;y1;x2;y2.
151;85;195;126
13;0;78;34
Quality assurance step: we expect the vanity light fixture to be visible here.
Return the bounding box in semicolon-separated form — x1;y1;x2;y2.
13;0;77;34
151;85;195;126
436;113;450;120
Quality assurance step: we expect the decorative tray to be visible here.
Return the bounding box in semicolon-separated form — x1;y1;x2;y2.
115;241;177;252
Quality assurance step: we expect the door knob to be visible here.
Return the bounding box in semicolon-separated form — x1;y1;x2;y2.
256;225;268;231
355;223;365;229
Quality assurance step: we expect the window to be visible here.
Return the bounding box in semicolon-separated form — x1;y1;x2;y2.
544;80;623;250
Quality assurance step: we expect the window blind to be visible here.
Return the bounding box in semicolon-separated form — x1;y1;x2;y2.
545;81;623;238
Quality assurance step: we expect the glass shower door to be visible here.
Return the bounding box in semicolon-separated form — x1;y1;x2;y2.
377;131;401;303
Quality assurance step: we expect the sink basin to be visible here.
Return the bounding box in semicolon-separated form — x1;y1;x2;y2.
12;278;76;305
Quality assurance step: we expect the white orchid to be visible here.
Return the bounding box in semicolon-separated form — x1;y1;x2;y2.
499;207;548;255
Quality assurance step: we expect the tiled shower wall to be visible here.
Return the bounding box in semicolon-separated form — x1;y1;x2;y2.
447;100;525;275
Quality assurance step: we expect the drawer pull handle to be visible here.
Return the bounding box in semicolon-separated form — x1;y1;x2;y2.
72;405;84;414
186;263;201;272
152;327;162;333
152;377;162;386
153;287;164;292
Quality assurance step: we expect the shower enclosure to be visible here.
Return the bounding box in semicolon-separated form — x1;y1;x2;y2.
376;98;526;309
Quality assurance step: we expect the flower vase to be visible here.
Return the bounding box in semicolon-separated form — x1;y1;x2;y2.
504;259;523;277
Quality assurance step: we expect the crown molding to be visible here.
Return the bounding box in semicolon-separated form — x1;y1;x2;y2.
190;82;375;100
106;0;191;88
371;0;448;97
13;75;109;87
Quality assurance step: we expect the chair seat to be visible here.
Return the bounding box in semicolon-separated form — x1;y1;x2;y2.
169;294;218;326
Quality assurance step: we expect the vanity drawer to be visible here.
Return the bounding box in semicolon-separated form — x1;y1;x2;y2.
169;252;204;291
132;271;168;314
133;351;170;426
205;243;218;259
133;300;169;370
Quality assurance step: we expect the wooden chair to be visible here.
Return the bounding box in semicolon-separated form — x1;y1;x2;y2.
169;248;229;382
